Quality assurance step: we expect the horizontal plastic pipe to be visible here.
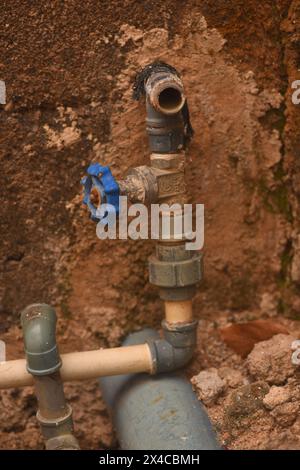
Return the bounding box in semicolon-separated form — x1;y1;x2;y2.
100;329;221;450
0;343;153;390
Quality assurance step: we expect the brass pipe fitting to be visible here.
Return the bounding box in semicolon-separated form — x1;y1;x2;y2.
118;166;158;205
117;154;186;206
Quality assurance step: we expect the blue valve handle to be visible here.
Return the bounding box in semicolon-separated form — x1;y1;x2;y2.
81;163;119;223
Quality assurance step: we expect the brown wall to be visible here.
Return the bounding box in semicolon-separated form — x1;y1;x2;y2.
1;0;300;333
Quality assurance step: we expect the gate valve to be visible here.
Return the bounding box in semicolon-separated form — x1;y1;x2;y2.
81;163;120;224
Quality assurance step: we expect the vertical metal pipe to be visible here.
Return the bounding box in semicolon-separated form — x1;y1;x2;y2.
143;66;200;331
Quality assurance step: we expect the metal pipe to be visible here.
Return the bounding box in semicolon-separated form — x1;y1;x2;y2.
145;71;185;115
100;329;221;450
140;64;201;370
0;343;154;390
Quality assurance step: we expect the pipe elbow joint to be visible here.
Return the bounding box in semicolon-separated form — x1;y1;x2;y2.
133;62;193;153
149;320;198;374
21;303;62;376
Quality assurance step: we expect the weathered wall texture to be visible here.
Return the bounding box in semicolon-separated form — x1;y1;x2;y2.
1;0;299;325
0;0;300;449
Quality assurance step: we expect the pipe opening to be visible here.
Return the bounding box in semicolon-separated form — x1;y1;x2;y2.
158;87;184;114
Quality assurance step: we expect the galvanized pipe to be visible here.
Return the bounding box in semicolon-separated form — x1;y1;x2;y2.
145;71;185;115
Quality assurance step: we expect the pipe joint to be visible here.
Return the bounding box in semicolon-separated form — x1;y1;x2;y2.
21;304;79;450
149;252;203;290
148;320;198;374
21;304;62;376
148;339;194;374
133;62;193;153
37;403;74;441
162;319;198;348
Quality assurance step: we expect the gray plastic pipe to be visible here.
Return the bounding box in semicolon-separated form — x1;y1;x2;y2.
100;329;221;450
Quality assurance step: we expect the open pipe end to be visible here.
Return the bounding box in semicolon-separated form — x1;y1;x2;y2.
146;73;185;115
156;85;185;115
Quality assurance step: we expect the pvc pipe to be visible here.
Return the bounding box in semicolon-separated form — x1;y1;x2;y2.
100;329;221;450
34;373;69;420
34;374;80;450
0;344;153;390
164;300;193;324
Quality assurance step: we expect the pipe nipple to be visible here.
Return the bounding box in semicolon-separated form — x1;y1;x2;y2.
146;73;185;115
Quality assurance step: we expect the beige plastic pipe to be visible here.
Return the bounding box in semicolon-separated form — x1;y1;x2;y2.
0;343;153;390
164;300;193;324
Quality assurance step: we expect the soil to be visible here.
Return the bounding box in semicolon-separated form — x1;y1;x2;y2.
1;0;300;450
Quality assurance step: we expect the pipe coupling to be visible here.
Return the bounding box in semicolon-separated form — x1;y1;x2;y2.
37;403;80;450
149;251;202;301
162;319;198;348
21;304;62;376
149;252;202;287
148;320;198;374
37;404;74;441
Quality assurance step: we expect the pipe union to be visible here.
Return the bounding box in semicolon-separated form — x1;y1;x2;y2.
149;252;203;288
